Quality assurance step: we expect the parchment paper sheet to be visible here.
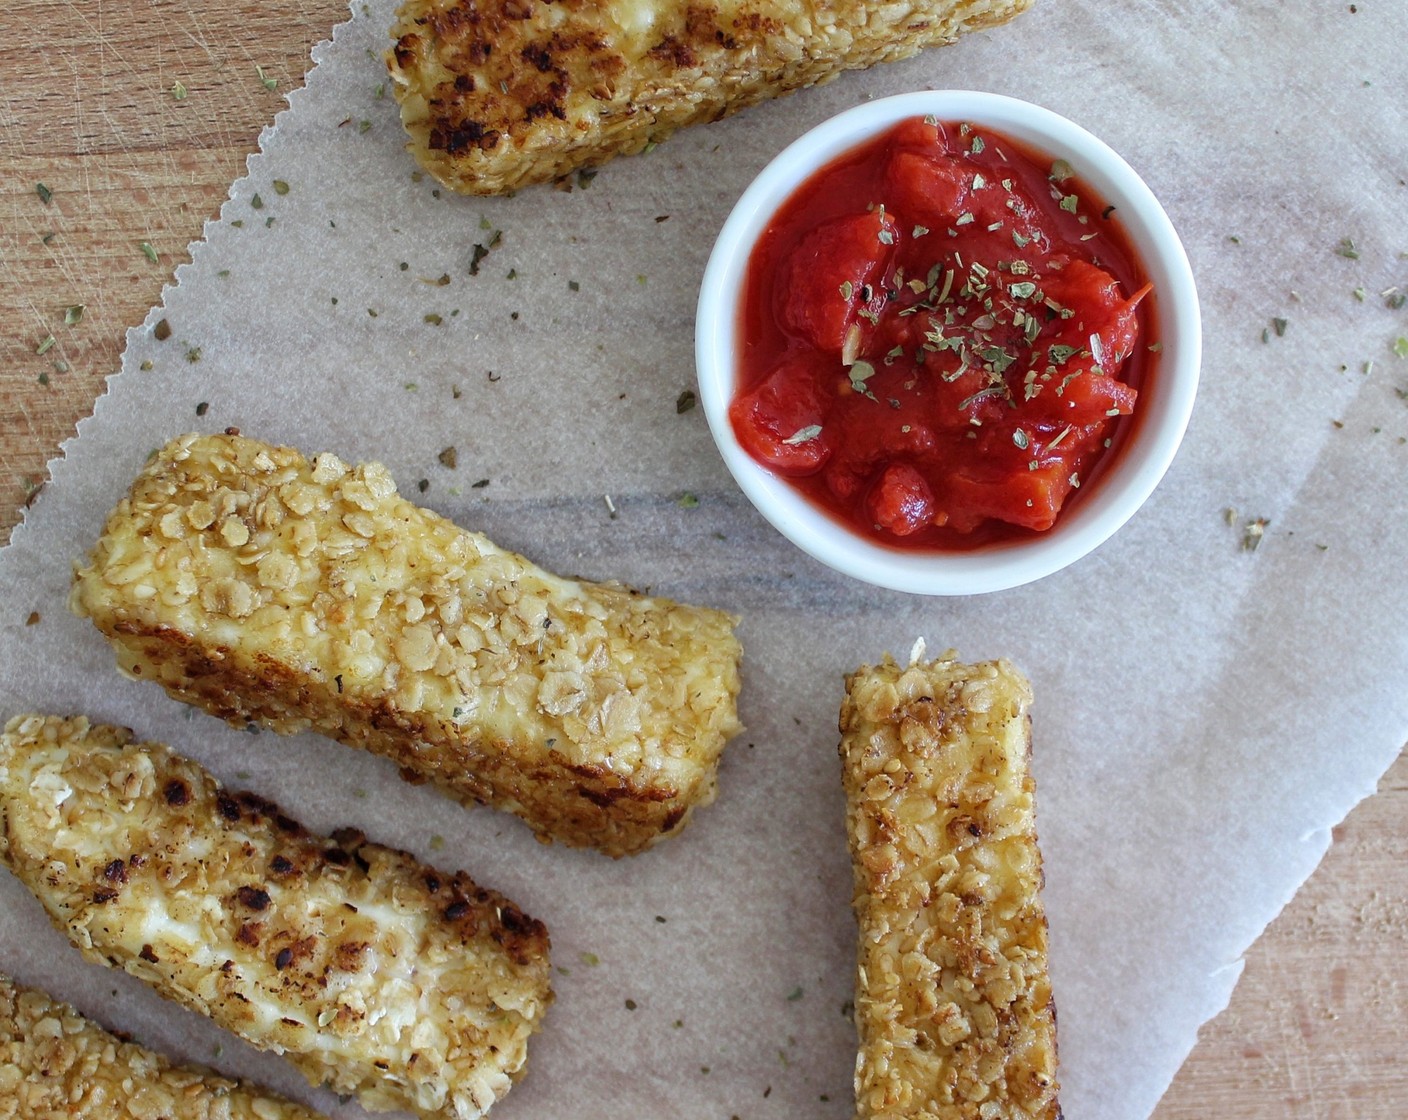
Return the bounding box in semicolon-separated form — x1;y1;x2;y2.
2;2;1406;1117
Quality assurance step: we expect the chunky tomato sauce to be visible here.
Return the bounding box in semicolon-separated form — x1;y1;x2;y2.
730;117;1155;549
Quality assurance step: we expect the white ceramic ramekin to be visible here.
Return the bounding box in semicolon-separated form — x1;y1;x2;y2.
696;91;1200;595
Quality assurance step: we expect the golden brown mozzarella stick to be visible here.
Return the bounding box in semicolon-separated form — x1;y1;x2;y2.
0;714;552;1120
0;972;325;1120
70;431;743;857
839;652;1060;1120
387;0;1033;194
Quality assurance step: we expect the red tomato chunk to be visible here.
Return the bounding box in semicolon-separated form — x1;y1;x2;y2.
730;116;1155;550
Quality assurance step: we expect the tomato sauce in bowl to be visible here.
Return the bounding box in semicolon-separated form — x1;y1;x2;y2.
728;116;1155;550
696;91;1199;594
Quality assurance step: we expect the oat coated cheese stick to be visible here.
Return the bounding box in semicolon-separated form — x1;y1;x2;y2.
0;972;325;1120
70;432;743;857
0;715;552;1120
386;0;1033;194
839;652;1059;1120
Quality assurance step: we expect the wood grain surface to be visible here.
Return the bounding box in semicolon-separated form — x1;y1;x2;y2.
2;2;1405;1116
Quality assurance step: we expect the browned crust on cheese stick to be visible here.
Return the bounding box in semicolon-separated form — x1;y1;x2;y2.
0;972;326;1120
0;714;552;1120
387;0;1034;193
69;432;743;857
839;651;1059;1119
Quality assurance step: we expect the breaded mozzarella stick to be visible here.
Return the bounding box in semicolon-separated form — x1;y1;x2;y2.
387;0;1033;194
0;715;552;1120
70;431;743;857
0;972;325;1120
839;652;1059;1119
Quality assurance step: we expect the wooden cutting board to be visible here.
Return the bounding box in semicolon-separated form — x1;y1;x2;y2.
0;1;1404;1115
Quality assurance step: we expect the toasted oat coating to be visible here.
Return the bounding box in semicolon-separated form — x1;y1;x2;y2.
0;715;552;1120
0;972;324;1120
69;431;743;857
386;0;1033;194
839;653;1059;1120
